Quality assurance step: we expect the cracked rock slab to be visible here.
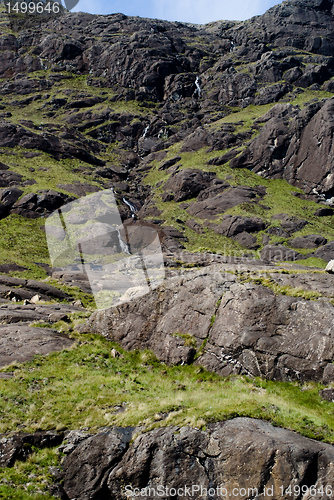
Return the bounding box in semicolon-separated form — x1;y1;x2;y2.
88;265;334;383
0;324;74;368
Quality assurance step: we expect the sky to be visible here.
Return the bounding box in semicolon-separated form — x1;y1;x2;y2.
71;0;283;24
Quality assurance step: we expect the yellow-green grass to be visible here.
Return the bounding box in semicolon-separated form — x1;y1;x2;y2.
0;215;50;279
0;150;102;194
0;448;59;500
0;332;333;443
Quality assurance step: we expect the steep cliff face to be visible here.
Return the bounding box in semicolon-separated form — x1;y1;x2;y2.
1;0;334;269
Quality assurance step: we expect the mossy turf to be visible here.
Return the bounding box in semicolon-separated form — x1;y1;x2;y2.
0;215;50;279
0;330;333;443
144;140;334;262
0;448;59;500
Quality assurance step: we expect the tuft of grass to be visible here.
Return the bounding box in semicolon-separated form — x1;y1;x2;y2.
173;332;197;348
239;274;324;300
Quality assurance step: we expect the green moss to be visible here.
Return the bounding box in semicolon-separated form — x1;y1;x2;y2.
209;315;216;326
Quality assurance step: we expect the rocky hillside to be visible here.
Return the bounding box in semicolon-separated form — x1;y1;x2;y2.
1;0;334;498
1;0;334;268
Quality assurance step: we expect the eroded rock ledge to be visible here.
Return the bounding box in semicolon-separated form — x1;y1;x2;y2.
88;265;334;384
47;418;334;499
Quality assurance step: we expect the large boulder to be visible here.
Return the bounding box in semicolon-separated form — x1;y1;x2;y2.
315;241;334;262
62;429;130;500
0;324;74;368
11;190;72;218
213;214;265;237
260;244;306;262
60;418;334;500
87;266;334;383
187;186;265;219
163;169;216;202
289;234;327;248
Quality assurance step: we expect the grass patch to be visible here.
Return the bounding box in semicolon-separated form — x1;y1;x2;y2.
0;149;100;196
240;274;324;300
0;215;50;279
290;88;333;107
209;102;276;132
0;333;333;443
292;257;327;268
0;447;59;500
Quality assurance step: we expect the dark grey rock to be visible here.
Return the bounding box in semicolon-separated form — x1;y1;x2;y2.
188;186;265;220
213;214;265;237
233;231;259;249
260;244;305;262
0;431;63;467
289;234;327;248
87;266;334;383
164;169;216;202
59;419;334;500
315;241;334;262
0;324;74;368
62;429;131;500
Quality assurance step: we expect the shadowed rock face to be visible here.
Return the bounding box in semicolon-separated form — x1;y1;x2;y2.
58;418;334;500
87;266;334;384
231;100;334;196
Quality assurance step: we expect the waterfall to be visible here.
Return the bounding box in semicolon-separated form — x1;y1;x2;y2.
123;198;137;218
116;227;130;254
194;76;202;98
142;125;150;138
